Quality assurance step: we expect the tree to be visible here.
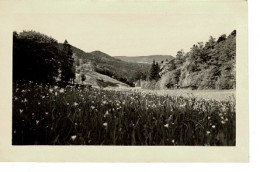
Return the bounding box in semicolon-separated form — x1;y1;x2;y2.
60;40;75;85
13;31;61;84
81;73;86;84
149;60;160;81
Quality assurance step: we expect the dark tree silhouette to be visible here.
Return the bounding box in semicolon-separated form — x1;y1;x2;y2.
60;40;75;85
13;31;60;85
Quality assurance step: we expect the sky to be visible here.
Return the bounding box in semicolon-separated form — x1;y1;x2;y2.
13;1;238;56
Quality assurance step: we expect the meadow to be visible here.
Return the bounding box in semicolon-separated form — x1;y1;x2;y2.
12;82;236;145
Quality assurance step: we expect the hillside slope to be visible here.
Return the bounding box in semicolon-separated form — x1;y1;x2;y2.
67;45;151;86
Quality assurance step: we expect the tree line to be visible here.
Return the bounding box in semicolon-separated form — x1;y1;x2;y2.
13;31;75;86
143;30;236;90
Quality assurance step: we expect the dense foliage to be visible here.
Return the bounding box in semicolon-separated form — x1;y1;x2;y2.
13;83;235;145
13;31;75;85
143;30;236;90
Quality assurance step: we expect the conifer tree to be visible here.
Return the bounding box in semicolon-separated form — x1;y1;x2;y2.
60;40;75;85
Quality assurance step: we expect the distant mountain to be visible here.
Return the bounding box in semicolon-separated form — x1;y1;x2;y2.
114;55;174;64
66;45;151;87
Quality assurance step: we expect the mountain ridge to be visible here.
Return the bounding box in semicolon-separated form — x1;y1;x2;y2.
114;55;174;64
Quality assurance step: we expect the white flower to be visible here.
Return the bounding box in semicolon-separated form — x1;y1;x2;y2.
164;124;169;128
71;135;77;141
103;122;108;127
67;103;69;106
54;86;58;89
38;102;41;105
206;131;211;135
45;112;49;115
74;102;78;106
171;139;175;144
179;103;186;108
55;92;58;96
36;120;40;125
91;105;95;110
221;121;226;124
59;88;65;93
19;109;23;114
24;98;28;103
212;125;216;129
49;89;53;93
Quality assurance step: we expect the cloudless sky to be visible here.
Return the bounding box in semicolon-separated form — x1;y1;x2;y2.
13;1;237;56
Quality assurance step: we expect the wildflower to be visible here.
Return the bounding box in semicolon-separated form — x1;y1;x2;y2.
24;98;28;103
221;121;226;124
55;92;58;96
74;102;78;106
164;124;169;128
36;120;40;125
208;116;211;120
71;135;77;141
49;89;53;93
59;88;65;93
103;122;108;127
19;109;23;114
14;96;18;101
206;131;211;135
90;105;95;110
67;103;69;106
13;130;16;134
212;125;216;129
54;86;58;89
41;95;45;99
225;118;229;122
179;103;186;108
171;139;175;144
45;112;49;115
38;102;41;105
75;123;78;126
104;110;109;117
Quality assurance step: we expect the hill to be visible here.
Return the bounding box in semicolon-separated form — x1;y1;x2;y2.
68;46;151;86
142;30;236;90
114;55;174;64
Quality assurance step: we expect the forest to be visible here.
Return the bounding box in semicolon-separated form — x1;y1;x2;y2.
143;30;236;90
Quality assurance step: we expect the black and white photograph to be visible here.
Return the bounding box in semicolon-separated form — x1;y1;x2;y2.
0;0;249;163
12;7;237;146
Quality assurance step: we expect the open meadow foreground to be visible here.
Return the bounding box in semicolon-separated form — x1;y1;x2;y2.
12;12;236;145
13;82;235;145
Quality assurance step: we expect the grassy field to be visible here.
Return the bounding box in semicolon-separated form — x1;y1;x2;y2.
12;82;236;145
106;87;235;101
